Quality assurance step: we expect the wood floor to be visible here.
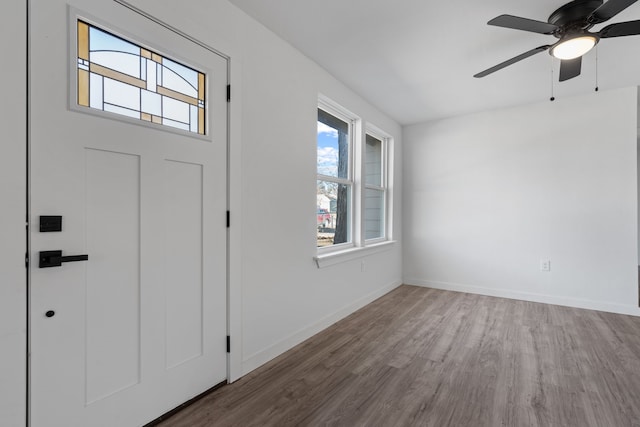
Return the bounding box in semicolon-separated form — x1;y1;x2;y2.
158;285;640;427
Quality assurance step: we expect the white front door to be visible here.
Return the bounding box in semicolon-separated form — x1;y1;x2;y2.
29;1;228;425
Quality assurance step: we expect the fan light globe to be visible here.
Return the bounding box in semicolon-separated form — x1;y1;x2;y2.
551;35;598;60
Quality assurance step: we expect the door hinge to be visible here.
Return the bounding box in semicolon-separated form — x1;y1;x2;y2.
226;335;231;353
226;84;231;102
226;210;230;228
25;253;29;268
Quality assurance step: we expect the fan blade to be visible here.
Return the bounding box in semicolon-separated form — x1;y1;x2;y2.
474;46;551;78
559;57;582;81
589;0;638;24
488;15;558;34
600;19;640;37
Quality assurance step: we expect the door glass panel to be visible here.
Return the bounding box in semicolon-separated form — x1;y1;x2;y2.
76;20;206;135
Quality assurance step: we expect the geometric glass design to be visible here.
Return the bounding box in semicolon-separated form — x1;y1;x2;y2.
77;20;206;135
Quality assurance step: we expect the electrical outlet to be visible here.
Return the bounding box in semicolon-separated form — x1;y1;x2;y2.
540;259;551;272
361;261;366;272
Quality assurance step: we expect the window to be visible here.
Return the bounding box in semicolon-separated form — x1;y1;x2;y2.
317;106;353;248
364;133;387;241
316;99;391;253
76;20;206;135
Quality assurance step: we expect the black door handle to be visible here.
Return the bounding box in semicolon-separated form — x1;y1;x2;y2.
39;250;89;268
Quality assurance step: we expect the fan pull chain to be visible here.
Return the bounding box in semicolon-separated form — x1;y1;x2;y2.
550;57;555;102
595;46;599;92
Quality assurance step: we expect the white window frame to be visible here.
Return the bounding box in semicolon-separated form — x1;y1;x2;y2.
363;127;389;245
315;97;394;267
316;98;356;253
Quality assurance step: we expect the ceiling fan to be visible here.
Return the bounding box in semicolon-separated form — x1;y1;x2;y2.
474;0;640;81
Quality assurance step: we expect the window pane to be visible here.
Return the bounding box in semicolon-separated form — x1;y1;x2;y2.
365;134;383;187
103;77;140;111
364;188;384;240
89;26;140;78
317;180;351;247
317;109;349;179
77;20;206;135
162;58;198;98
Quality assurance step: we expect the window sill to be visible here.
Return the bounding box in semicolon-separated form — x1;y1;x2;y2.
314;240;396;268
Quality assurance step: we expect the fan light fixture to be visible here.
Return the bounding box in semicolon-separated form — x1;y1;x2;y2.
550;34;599;60
475;0;640;82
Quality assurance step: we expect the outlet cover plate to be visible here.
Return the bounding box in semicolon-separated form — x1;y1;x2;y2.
540;259;551;272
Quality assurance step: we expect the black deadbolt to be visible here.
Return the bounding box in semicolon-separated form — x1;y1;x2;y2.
45;310;55;318
39;216;62;232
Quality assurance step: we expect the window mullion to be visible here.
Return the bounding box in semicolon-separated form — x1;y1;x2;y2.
357;128;362;248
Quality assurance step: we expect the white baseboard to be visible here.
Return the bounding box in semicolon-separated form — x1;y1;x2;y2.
404;278;640;317
241;280;402;376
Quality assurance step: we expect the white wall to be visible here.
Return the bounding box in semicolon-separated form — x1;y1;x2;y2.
113;0;403;378
1;1;402;423
0;1;26;426
238;11;403;373
404;87;639;315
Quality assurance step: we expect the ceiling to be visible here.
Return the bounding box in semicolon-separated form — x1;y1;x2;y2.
228;0;640;125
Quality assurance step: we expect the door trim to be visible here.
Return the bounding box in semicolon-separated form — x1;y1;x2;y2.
113;0;229;60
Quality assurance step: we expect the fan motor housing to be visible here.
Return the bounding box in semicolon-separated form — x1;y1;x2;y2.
548;0;603;28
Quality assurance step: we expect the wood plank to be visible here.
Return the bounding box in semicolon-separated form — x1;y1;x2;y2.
157;286;640;427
